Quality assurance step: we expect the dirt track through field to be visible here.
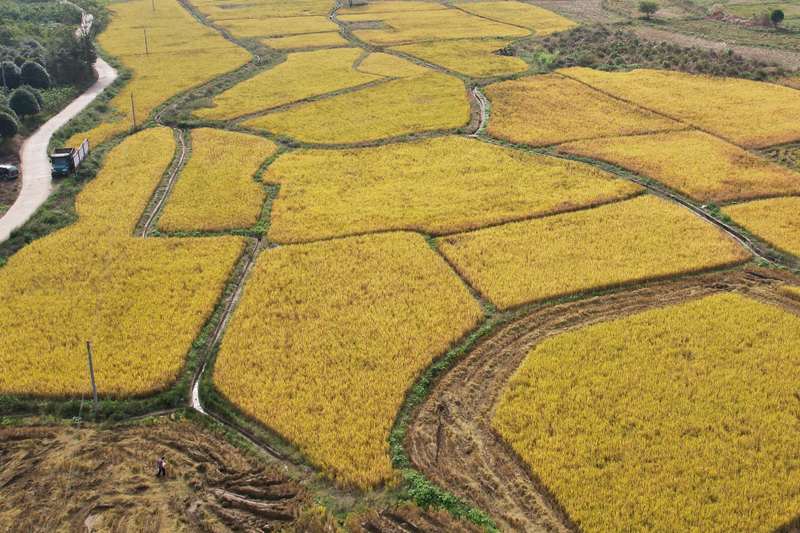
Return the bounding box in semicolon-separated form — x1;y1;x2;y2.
405;268;800;533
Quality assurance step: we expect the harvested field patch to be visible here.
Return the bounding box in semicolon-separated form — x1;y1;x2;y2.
437;194;751;309
66;0;250;149
265;136;643;243
158;129;278;233
559;130;800;203
347;9;530;46
215;16;338;39
358;52;432;77
723;196;800;257
560;66;800;149
454;1;578;35
484;74;684;147
392;39;529;78
194;48;382;121
494;292;800;533
243;72;470;144
0;129;246;398
263;31;348;49
215;232;482;489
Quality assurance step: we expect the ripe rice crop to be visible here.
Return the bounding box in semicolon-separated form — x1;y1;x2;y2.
437;195;750;309
483;74;684;147
66;0;250;149
213;16;338;38
559;131;800;203
722;197;800;257
780;285;800;301
158;128;278;233
454;1;577;35
494;292;800;533
194;48;382;121
560;67;800;149
191;0;334;19
347;9;530;46
358;52;432;77
0;128;246;397
215;232;482;488
338;1;448;15
243;73;469;144
392;39;529;78
265;136;643;243
263;32;348;49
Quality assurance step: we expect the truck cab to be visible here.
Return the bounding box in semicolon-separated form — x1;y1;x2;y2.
50;147;75;178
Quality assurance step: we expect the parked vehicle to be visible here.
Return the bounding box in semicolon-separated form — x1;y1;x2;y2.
50;138;89;178
0;164;19;182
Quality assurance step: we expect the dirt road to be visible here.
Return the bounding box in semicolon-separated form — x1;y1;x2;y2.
0;57;117;244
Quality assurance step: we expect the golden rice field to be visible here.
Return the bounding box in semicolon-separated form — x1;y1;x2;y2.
158;128;278;233
263;32;348;49
454;1;578;35
392;39;529;78
338;1;448;15
0;128;246;397
67;0;250;149
494;293;800;533
437;195;750;310
214;232;482;489
559;131;800;203
189;0;334;19
194;48;382;121
265;136;643;243
484;75;684;147
560;67;800;149
722;197;800;257
214;16;338;39
780;285;800;301
347;8;530;46
243;72;470;144
358;52;432;78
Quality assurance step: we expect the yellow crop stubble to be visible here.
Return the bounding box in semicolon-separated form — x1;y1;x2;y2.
243;72;470;143
265;136;643;243
780;285;800;301
559;131;800;203
194;48;383;121
722;197;800;257
560;67;800;149
215;232;482;489
357;52;432;77
391;39;529;78
437;195;751;310
263;32;348;49
454;1;577;35
494;292;800;533
483;74;684;147
0;128;246;398
67;0;251;149
158;128;278;233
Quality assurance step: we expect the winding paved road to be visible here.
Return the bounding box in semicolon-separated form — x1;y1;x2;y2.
0;57;117;244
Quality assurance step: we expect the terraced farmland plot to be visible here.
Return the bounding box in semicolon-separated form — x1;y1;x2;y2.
358;52;432;77
437;195;751;309
265;136;643;243
494;292;800;533
158;129;278;233
484;75;684;147
243;73;470;144
189;0;334;19
194;48;382;121
559;131;800;203
560;67;800;149
67;0;250;149
263;32;348;49
215;232;482;489
454;1;578;35
338;1;449;15
0;129;246;398
213;16;338;39
781;285;800;301
392;39;529;78
723;197;800;257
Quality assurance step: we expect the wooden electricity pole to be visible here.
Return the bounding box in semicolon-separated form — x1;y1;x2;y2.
144;29;148;54
86;341;99;413
131;93;136;129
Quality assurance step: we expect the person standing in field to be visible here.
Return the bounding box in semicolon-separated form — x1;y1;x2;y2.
156;456;166;477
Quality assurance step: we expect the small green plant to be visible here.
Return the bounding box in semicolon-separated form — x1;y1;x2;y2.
771;9;785;25
638;0;660;19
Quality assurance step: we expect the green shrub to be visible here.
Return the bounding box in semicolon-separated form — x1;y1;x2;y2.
0;111;17;138
9;87;39;118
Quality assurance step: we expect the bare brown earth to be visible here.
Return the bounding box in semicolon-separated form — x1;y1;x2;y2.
405;268;800;533
528;0;614;23
350;505;484;533
634;26;800;69
0;418;310;532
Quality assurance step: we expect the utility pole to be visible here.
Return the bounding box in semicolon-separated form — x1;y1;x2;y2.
144;29;148;54
131;93;136;129
152;0;155;10
86;341;99;413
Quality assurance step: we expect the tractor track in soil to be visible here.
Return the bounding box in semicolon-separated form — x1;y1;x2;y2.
405;268;800;533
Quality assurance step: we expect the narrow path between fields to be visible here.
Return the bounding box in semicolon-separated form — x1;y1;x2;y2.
0;57;117;244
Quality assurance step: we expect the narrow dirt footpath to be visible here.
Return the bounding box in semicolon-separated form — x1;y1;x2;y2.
405;269;800;533
0;58;117;244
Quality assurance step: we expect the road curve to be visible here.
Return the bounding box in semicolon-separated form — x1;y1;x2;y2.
0;57;117;244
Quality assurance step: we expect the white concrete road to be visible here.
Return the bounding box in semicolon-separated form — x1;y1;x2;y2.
0;57;117;244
